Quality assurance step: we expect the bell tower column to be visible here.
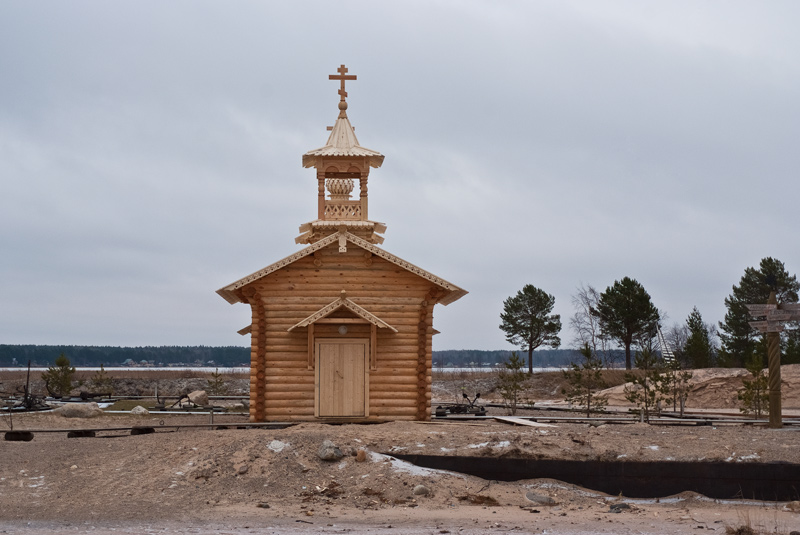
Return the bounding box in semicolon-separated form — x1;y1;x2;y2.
317;169;326;220
359;170;369;221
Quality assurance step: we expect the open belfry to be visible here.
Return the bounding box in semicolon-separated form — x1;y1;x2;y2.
217;65;466;422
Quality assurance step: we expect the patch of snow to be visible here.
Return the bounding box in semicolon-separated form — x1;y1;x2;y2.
495;441;510;448
370;452;466;479
440;447;454;452
389;446;407;452
647;445;659;451
416;443;426;448
467;442;490;449
617;454;628;459
267;440;288;453
736;454;760;462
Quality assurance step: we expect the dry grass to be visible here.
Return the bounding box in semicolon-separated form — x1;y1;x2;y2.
457;494;499;506
433;368;630;403
724;507;795;535
1;368;248;382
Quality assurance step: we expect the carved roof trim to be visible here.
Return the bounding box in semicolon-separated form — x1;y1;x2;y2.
302;113;384;169
287;295;398;332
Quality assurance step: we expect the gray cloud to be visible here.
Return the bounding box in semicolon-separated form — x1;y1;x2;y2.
1;1;798;351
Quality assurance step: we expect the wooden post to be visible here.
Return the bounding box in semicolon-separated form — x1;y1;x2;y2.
766;292;782;429
359;171;368;221
317;170;326;220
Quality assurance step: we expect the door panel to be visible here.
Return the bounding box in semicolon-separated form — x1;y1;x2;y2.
316;339;368;417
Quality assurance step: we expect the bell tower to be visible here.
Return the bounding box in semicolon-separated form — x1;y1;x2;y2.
297;65;387;245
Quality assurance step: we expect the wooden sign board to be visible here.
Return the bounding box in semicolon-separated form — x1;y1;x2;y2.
746;304;776;316
767;310;800;322
749;320;784;333
778;303;800;312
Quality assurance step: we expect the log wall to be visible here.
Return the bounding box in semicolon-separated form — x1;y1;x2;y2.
244;241;437;422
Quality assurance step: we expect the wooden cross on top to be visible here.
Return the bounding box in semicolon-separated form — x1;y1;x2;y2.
329;64;356;101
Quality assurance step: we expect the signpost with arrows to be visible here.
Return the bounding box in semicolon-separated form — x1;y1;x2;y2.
746;293;800;429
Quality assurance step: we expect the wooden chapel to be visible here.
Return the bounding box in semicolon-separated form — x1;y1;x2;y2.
217;65;466;422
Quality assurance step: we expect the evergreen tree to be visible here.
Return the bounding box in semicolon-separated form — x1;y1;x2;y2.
623;348;668;422
495;352;529;415
785;329;800;365
499;284;562;374
562;343;608;417
594;277;660;370
684;307;713;369
663;359;692;416
89;363;114;394
719;257;799;368
41;353;76;397
737;352;769;418
206;368;228;396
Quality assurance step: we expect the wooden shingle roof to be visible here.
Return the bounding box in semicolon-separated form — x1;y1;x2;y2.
302;108;384;169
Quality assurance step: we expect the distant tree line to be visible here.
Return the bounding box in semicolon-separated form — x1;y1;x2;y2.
0;345;251;367
0;345;624;369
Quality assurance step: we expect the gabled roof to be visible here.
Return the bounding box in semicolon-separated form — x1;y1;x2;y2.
302;109;384;169
216;230;467;305
287;291;397;332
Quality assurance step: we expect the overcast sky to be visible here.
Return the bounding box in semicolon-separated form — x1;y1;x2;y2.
2;1;799;352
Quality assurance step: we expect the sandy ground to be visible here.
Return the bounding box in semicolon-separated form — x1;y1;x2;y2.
2;366;800;534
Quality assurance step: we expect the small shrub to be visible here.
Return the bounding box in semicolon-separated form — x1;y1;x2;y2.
738;353;769;418
206;368;228;396
563;343;608;417
623;348;668;422
495;352;528;415
90;364;114;394
41;354;76;397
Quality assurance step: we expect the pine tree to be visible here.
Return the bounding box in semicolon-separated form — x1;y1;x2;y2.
41;353;76;397
499;285;561;374
738;353;769;418
495;352;528;415
623;348;668;422
594;277;660;370
684;307;713;369
663;359;692;416
206;368;228;396
562;343;608;417
89;363;114;394
719;258;799;367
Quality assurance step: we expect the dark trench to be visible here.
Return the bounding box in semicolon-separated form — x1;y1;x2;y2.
391;454;800;502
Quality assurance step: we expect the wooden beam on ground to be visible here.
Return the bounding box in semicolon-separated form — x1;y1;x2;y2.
493;416;557;428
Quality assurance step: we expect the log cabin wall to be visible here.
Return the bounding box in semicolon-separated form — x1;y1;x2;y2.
244;241;435;421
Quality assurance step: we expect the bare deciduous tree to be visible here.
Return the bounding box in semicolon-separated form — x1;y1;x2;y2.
570;283;616;367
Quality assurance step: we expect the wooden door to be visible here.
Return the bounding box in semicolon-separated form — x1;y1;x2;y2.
315;338;368;417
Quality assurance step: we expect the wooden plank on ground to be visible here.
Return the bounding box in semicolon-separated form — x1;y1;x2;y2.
493;416;557;428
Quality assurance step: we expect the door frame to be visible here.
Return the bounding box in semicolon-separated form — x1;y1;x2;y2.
314;337;370;418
